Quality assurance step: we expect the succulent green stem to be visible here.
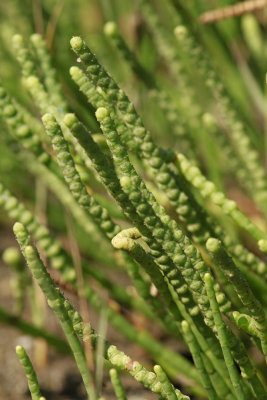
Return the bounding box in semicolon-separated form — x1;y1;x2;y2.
16;345;44;400
14;223;96;400
109;369;127;400
204;274;246;400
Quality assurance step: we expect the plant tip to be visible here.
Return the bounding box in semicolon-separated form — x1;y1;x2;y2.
258;239;267;253
12;34;23;45
13;222;24;234
202;113;215;127
104;21;118;36
174;25;187;39
153;364;161;374
30;33;42;43
63;113;76;127
70;36;83;51
2;247;20;265
16;345;23;353
69;66;79;76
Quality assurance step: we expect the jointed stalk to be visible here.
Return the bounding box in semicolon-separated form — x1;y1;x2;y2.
16;345;44;400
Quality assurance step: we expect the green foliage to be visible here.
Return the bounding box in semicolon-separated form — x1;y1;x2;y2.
1;1;267;400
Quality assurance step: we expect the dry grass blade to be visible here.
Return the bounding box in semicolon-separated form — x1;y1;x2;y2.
199;0;267;24
45;0;65;51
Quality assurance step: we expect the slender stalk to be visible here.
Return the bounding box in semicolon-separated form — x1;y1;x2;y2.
16;345;44;400
204;274;246;400
14;222;96;400
109;369;127;400
181;321;217;400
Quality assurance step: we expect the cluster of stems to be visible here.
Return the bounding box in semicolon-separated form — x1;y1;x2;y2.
1;4;267;400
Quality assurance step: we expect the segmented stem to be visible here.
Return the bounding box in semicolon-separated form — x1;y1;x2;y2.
16;345;44;400
14;223;96;400
109;369;127;400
